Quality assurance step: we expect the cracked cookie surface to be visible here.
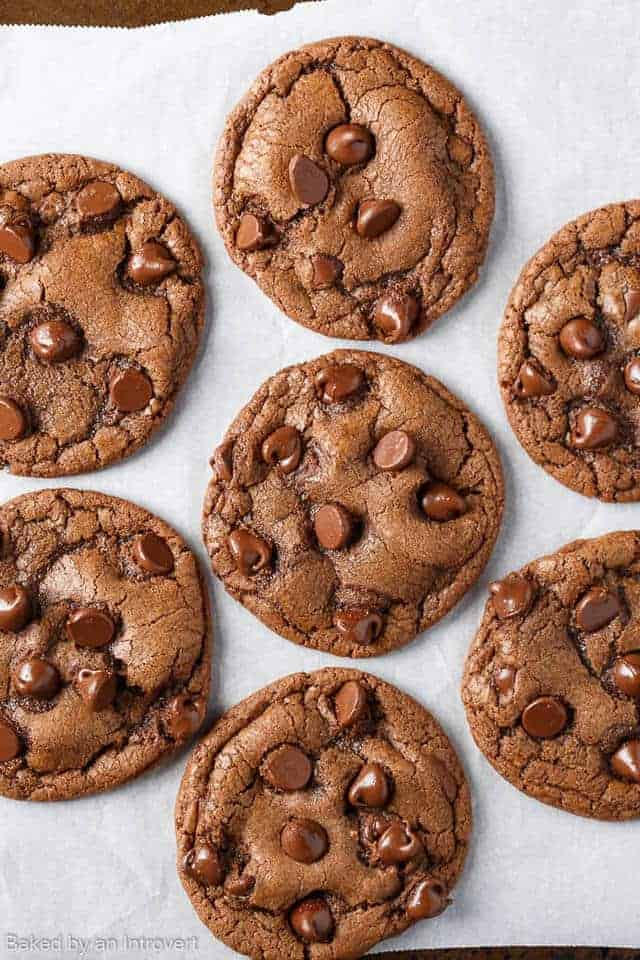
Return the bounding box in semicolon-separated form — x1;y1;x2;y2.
175;667;470;960
0;488;211;801
214;36;494;343
0;153;204;477
462;532;640;820
499;201;640;501
202;349;503;657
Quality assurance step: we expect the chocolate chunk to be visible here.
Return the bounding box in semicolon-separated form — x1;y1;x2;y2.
374;292;419;342
212;440;234;481
288;155;329;206
334;679;368;727
0;584;31;632
420;482;466;521
75;668;118;711
489;575;534;619
228;530;271;576
289;897;334;943
623;357;640;395
0;718;21;762
373;430;416;471
407;879;447;921
261;425;302;474
314;364;365;403
513;360;556;398
334;610;383;646
30;320;81;362
128;241;175;286
110;368;154;413
575;586;621;632
184;842;224;886
559;317;604;359
325;124;374;165
0;223;34;263
521;696;568;738
224;874;255;897
570;407;618;450
0;397;27;441
624;290;640;323
14;658;60;700
348;762;390;807
76;180;121;220
263;744;312;791
611;740;640;782
612;652;640;697
280;818;328;863
377;823;422;864
356;199;401;239
310;254;343;289
236;213;273;252
165;695;202;740
314;504;355;550
494;665;516;696
66;607;115;648
133;532;174;575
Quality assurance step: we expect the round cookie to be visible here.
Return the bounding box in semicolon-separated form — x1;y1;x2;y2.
176;668;470;960
463;531;640;820
214;36;494;343
499;200;640;501
0;488;211;801
202;349;503;657
0;153;204;477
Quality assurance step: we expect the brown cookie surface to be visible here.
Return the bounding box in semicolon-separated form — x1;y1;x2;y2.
0;153;204;477
175;668;470;960
0;488;211;801
463;531;640;820
202;349;503;657
500;201;640;501
214;36;494;342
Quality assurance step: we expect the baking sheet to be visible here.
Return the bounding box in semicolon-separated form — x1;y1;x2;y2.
1;1;639;956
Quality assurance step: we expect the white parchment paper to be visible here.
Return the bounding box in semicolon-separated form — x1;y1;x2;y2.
1;1;640;955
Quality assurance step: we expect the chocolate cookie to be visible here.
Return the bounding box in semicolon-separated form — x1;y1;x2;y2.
214;36;494;343
176;668;470;959
0;153;204;477
202;349;503;657
499;200;640;501
462;531;640;820
0;488;211;800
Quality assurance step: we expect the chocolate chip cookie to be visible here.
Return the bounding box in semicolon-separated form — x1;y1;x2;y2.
462;531;640;819
203;349;503;657
499;200;640;501
0;153;204;477
0;488;211;800
176;668;470;959
214;36;494;343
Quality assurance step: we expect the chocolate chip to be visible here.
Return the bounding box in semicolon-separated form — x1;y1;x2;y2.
559;317;604;359
420;482;466;521
263;744;312;791
14;658;60;700
0;223;34;263
66;607;115;648
110;368;154;413
377;823;423;865
280;818;328;863
334;679;368;727
570;407;618;449
289;897;334;943
128;241;175;286
624;290;640;323
184;842;224;886
612;652;640;697
521;696;568;738
575;586;621;632
310;254;343;289
347;762;390;807
356;199;401;239
325;124;374;165
288;155;329;206
363;814;389;843
373;429;416;472
314;364;365;403
611;740;640;782
407;879;447;921
489;575;535;619
228;529;272;576
0;397;27;441
513;360;556;398
224;874;255;897
133;532;174;575
624;357;640;395
165;695;202;740
236;213;274;252
75;668;117;711
30;320;81;362
76;180;121;220
261;425;302;474
334;610;383;646
0;718;21;762
374;292;419;341
494;665;517;697
0;585;31;632
212;440;234;481
314;504;355;550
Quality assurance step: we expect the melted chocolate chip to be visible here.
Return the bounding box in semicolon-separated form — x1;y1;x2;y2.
76;180;121;220
513;360;556;398
334;679;368;727
356;199;401;238
374;292;419;342
310;254;343;289
228;529;272;576
575;586;621;632
377;822;423;864
325;123;374;165
494;665;517;697
128;241;175;286
0;584;31;632
224;874;255;897
624;357;640;395
212;440;234;481
110;368;154;413
314;364;365;403
347;762;390;807
66;607;115;648
570;407;618;450
407;879;447;921
420;482;466;521
0;223;34;263
165;695;202;740
133;532;174;575
261;426;302;474
289;897;334;943
624;290;640;324
288;155;329;206
373;430;416;471
280;818;328;863
334;610;383;646
0;398;28;441
236;213;274;252
489;575;534;619
0;718;21;762
184;842;224;886
30;320;81;362
559;317;604;359
14;658;60;700
612;652;640;697
263;744;312;791
314;504;356;550
521;696;568;738
75;668;118;711
611;740;640;782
